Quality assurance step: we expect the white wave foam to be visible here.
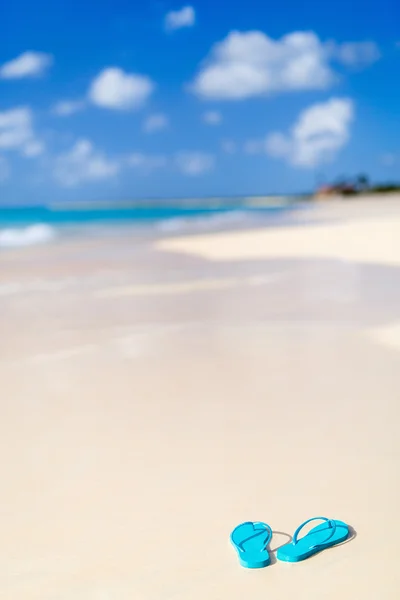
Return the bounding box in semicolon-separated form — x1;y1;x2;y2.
0;224;56;248
156;210;258;234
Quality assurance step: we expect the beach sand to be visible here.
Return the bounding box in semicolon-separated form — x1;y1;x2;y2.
0;196;399;599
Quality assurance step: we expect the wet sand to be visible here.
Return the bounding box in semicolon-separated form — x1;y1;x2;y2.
0;197;399;599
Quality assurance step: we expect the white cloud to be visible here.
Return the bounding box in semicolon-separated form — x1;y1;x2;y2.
0;107;32;149
0;156;10;181
221;139;236;154
52;100;85;116
54;139;120;186
203;110;222;125
0;51;53;79
165;6;195;31
21;140;45;157
191;30;335;100
191;31;380;101
265;97;354;168
175;151;215;175
330;41;380;67
89;68;154;111
143;113;169;133
127;153;168;172
0;106;43;157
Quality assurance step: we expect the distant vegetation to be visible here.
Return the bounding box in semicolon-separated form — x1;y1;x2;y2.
316;174;400;197
369;183;400;193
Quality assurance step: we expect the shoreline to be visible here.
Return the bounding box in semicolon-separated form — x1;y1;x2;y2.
2;193;400;253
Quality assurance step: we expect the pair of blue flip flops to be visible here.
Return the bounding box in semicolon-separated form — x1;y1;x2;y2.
230;517;350;568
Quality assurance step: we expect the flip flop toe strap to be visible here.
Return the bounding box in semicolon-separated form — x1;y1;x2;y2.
292;517;336;550
231;522;273;553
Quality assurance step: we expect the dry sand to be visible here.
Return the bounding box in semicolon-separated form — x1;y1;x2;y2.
0;197;399;599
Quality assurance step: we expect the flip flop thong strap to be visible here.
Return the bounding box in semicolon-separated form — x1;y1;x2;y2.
292;517;336;550
232;522;273;553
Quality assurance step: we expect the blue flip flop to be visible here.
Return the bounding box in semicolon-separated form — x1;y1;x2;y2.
230;521;273;568
277;517;349;563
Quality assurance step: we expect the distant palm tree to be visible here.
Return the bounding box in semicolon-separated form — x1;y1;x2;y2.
356;174;370;192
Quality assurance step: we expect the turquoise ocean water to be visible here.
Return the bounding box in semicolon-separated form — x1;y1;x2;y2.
0;196;303;248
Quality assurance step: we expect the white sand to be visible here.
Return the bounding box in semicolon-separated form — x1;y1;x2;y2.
0;198;399;599
158;215;400;266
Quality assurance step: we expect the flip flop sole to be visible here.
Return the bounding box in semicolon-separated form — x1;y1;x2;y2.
231;521;272;569
277;519;349;562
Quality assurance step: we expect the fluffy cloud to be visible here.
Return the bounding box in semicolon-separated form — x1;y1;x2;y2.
191;31;334;100
127;153;168;172
265;97;354;168
143;113;169;133
21;140;45;157
52;100;85;116
221;139;237;154
330;41;380;67
54;139;120;186
0;51;53;79
89;68;154;111
203;110;222;125
165;6;195;31
175;151;215;175
0;107;44;157
0;108;32;149
0;156;9;181
190;31;379;100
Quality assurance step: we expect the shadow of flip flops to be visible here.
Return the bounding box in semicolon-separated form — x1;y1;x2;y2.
268;531;293;565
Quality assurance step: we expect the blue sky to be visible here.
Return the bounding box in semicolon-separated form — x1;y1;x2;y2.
0;0;399;203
